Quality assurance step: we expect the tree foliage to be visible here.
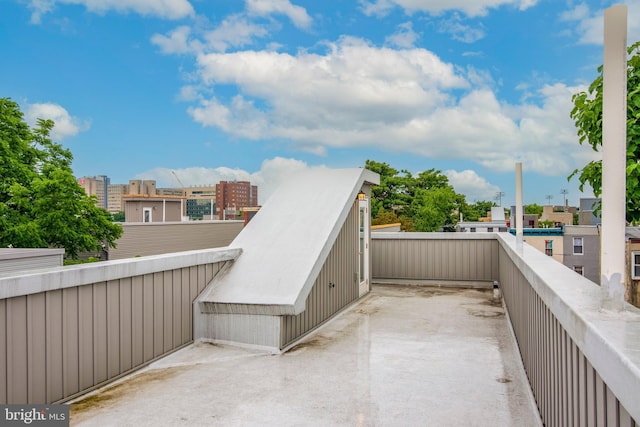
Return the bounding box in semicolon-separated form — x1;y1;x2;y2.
569;41;640;222
0;98;122;258
112;211;125;222
365;160;467;232
525;203;544;216
463;200;496;222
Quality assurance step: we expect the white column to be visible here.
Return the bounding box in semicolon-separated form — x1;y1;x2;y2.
162;199;166;223
515;162;524;251
600;5;627;310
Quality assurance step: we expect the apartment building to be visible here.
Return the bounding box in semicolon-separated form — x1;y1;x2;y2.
77;175;109;209
216;180;258;219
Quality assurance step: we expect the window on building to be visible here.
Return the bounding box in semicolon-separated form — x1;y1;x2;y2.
487;227;493;232
633;252;640;279
470;227;476;232
573;266;584;276
544;240;553;256
573;237;583;255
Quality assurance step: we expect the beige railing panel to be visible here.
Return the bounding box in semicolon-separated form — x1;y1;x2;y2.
372;233;498;282
0;248;239;404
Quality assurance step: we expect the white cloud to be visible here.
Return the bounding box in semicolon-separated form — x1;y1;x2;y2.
180;36;594;177
28;0;194;22
385;22;420;48
438;14;486;43
151;26;196;55
246;0;312;30
136;157;324;203
28;0;54;24
203;14;269;52
152;15;268;55
561;1;640;45
359;0;537;18
25;102;90;140
444;169;500;201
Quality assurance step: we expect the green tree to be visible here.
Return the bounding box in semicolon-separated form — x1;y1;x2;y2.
569;41;640;222
463;200;496;222
525;203;543;216
0;98;122;258
112;211;125;222
410;186;463;232
365;160;466;231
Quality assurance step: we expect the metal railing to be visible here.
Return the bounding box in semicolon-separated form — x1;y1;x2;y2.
0;247;240;404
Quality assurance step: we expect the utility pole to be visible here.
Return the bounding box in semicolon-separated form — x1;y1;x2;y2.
545;194;553;205
495;191;505;206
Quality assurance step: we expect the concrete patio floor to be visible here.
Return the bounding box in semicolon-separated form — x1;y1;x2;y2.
70;284;542;426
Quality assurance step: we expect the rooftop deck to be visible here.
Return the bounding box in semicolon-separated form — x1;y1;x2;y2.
1;233;638;426
70;284;541;426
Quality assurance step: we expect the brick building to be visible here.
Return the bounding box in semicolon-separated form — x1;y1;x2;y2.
215;181;258;219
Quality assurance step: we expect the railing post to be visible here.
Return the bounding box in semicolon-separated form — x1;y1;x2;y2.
515;162;524;253
600;5;627;311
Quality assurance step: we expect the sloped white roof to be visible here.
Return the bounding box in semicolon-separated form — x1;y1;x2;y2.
198;168;379;315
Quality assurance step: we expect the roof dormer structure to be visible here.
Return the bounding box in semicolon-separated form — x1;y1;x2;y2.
195;168;380;352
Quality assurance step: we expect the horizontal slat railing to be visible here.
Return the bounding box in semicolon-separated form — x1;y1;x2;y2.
0;247;240;404
372;232;498;283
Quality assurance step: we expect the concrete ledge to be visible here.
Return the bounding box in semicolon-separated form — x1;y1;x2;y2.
0;247;242;299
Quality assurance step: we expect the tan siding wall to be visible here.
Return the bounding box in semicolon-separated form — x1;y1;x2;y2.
371;236;498;282
0;261;224;404
280;202;360;348
124;200;182;223
109;221;244;260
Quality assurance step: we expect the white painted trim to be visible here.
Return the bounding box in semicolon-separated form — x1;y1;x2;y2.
632;251;640;280
0;247;242;299
143;207;152;223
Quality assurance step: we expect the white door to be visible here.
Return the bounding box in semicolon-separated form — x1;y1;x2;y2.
358;200;370;296
143;207;152;223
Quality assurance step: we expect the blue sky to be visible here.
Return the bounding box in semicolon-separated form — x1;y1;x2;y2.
2;0;639;206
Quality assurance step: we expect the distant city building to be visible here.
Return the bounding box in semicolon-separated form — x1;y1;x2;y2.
510;206;539;229
78;175;109;209
184;186;217;220
157;188;185;197
458;207;508;232
216;181;258;219
79;176;259;221
107;184;128;214
129;179;157;196
579;198;602;225
540;205;574;226
563;225;600;284
122;195;185;223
